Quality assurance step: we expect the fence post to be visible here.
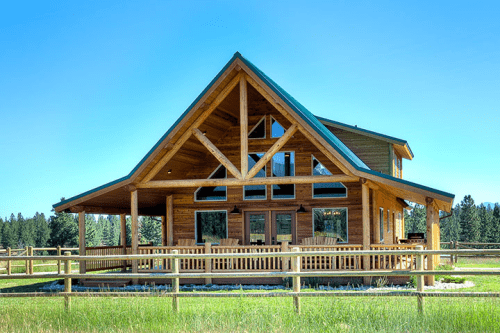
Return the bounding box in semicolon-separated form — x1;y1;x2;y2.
28;246;34;274
281;241;289;273
449;241;454;265
25;246;29;274
416;245;424;314
454;241;458;264
205;243;212;285
172;249;179;313
57;246;62;274
7;248;11;275
291;247;301;314
64;251;72;310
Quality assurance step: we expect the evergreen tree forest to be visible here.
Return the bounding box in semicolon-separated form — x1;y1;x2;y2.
1;194;498;249
0;211;162;249
405;195;500;243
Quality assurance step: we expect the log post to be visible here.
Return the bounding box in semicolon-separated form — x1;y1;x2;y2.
120;213;127;272
25;246;29;274
57;246;62;274
426;198;439;286
205;243;212;285
416;245;424;314
281;241;289;273
64;251;72;310
29;246;34;274
455;241;459;264
361;182;371;285
167;195;174;246
78;211;86;274
291;247;301;314
240;75;248;178
131;190;139;284
172;249;179;313
7;247;11;275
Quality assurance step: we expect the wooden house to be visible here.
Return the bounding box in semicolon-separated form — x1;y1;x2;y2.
53;53;454;285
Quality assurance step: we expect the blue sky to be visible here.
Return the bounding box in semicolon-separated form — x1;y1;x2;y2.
1;1;499;218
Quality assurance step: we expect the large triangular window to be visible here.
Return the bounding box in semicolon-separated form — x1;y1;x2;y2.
244;153;266;200
248;116;266;139
194;165;227;201
312;156;347;198
271;116;285;138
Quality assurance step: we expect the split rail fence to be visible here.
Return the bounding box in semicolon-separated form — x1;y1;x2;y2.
440;241;500;263
1;247;499;315
0;247;78;274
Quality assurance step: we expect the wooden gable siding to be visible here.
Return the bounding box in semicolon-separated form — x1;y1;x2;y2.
323;125;391;175
370;188;406;245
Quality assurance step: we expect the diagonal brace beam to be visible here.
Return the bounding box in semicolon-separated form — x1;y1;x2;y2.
246;124;298;179
192;128;243;180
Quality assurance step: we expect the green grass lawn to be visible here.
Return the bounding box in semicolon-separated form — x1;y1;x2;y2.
0;257;499;332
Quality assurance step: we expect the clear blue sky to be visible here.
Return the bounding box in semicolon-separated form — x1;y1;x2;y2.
1;1;499;218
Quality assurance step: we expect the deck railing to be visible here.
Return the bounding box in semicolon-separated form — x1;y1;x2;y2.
86;246;131;272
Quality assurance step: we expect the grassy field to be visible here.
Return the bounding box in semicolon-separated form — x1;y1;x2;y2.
0;257;499;332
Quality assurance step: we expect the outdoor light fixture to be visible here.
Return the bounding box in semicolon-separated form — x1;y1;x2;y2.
202;131;207;136
296;204;307;213
167;169;172;174
230;205;241;214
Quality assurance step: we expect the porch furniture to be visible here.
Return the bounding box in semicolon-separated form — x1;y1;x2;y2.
301;236;337;245
218;238;240;246
177;239;196;246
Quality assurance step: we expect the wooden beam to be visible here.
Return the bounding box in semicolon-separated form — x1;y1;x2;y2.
426;198;440;286
240;75;248;178
161;216;167;246
362;183;370;285
192;128;243;180
372;189;380;244
243;73;355;176
141;72;243;183
138;174;358;189
78;211;86;274
131;190;139;277
246;124;298;180
167;195;174;246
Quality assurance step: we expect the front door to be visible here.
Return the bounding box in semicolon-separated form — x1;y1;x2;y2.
245;210;296;245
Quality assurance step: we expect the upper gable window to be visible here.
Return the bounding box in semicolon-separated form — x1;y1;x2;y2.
248;116;266;139
312;156;347;198
272;151;295;199
271;116;285;138
194;165;227;201
244;153;266;200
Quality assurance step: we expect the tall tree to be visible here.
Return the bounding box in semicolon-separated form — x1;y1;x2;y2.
85;214;99;247
492;204;500;244
34;212;51;247
49;212;78;247
440;206;461;242
404;204;426;236
478;204;493;243
140;216;162;246
459;195;481;242
2;222;17;249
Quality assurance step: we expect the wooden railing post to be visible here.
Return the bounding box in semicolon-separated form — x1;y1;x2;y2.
29;246;34;274
205;243;212;285
291;247;301;314
281;241;289;273
416;245;424;314
64;251;72;310
454;241;459;264
172;250;179;313
25;246;29;274
449;241;454;265
7;247;11;275
57;246;62;275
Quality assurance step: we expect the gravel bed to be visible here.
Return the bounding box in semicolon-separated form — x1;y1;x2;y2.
40;280;474;293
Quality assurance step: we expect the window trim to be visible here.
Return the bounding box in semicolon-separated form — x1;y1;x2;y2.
244;152;267;201
194;210;228;244
312;207;349;244
387;209;391;233
311;155;348;199
271;151;295;200
194;164;227;202
248;116;266;139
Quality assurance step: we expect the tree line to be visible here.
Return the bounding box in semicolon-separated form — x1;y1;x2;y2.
405;195;500;243
0;211;162;249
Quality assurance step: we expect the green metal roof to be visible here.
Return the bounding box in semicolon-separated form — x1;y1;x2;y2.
53;52;453;210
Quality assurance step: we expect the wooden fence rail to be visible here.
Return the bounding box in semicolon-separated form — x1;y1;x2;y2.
0;247;79;274
1;247;500;314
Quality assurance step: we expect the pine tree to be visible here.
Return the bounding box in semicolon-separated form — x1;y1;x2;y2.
49;212;78;247
478;204;493;243
107;215;120;246
9;214;19;248
459;195;481;242
404;204;426;236
85;214;99;247
2;222;17;249
34;213;51;247
440;206;461;242
0;217;3;246
141;216;162;245
492;204;500;243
